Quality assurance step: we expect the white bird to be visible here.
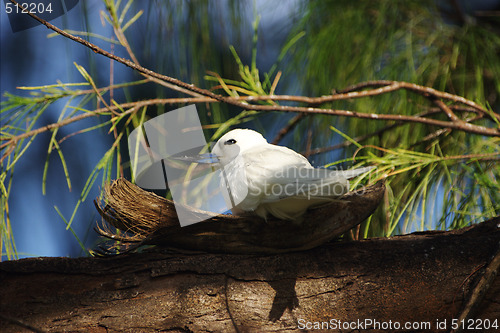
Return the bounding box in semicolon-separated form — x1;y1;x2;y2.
210;129;373;221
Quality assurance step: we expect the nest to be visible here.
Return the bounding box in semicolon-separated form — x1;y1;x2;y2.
95;178;385;254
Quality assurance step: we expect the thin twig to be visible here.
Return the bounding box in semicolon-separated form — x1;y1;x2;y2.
1;98;208;152
110;13;203;98
304;116;313;158
1;101;145;163
304;123;400;156
248;80;495;119
449;248;500;333
362;145;499;163
271;113;307;144
433;99;462;122
304;108;461;156
108;36;124;178
337;80;394;93
410;128;452;149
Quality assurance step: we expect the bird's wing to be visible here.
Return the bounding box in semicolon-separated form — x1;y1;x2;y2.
218;144;308;210
242;144;312;170
242;146;374;203
239;145;338;202
260;167;350;202
228;145;311;208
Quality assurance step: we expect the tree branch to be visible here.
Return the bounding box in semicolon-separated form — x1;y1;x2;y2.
1;218;498;332
8;0;499;138
3;0;499;167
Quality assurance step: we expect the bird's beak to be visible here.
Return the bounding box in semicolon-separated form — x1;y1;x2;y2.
169;146;220;165
192;153;219;164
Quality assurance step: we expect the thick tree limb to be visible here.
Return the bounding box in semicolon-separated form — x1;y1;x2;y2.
1;218;499;332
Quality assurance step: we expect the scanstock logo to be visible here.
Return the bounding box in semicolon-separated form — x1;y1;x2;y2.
127;105;247;227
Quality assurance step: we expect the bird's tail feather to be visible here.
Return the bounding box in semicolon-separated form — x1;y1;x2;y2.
265;165;374;184
333;166;374;179
259;166;374;202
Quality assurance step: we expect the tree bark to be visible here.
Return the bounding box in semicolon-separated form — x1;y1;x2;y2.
1;218;499;333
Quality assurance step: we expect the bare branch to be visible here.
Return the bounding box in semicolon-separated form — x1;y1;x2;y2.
0;97;209;159
8;0;499;138
433;99;462;122
3;0;499;167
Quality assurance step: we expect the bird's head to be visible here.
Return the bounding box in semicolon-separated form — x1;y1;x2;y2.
212;129;268;165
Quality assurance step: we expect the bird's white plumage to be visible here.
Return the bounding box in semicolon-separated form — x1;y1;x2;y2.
211;129;373;221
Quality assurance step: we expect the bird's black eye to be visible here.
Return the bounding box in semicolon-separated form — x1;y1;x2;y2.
224;139;237;145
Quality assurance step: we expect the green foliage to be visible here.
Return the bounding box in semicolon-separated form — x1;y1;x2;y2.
0;0;250;259
0;0;148;259
283;0;500;236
